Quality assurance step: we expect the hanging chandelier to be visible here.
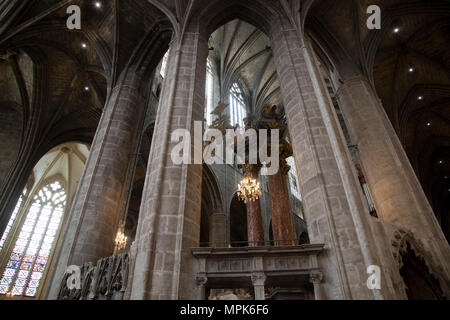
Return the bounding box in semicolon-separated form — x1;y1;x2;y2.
114;226;128;253
237;176;261;204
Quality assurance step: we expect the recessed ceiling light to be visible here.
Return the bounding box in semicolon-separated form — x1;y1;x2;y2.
439;160;444;164
84;86;90;91
418;96;423;100
426;122;431;127
81;43;87;48
95;2;101;8
409;67;414;73
394;28;400;33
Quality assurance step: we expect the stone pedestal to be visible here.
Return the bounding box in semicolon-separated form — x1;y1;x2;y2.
268;171;297;246
246;200;265;247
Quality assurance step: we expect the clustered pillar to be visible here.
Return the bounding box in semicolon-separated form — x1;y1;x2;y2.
268;165;297;246
47;71;145;299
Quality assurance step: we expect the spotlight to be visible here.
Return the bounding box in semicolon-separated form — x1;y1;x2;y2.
84;86;90;91
81;43;87;48
95;2;101;8
418;96;423;100
426;122;431;127
408;67;414;73
394;28;400;33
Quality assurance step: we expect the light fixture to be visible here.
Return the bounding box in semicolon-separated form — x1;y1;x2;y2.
394;28;400;33
418;96;423;100
84;86;90;91
114;226;127;252
95;2;101;8
439;160;444;164
237;176;261;204
426;122;431;127
81;43;87;48
408;67;414;73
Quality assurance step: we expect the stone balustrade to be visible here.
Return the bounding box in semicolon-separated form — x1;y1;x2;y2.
192;244;325;300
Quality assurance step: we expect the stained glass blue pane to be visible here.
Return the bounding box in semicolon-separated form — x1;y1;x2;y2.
7;260;20;269
10;253;22;261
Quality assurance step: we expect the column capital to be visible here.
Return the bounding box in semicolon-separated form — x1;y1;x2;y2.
309;271;323;284
195;274;208;288
251;272;267;286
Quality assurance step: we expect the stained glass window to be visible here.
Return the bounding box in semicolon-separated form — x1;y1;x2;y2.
0;189;27;252
0;181;66;297
229;82;247;128
205;60;214;126
160;50;170;78
287;157;302;201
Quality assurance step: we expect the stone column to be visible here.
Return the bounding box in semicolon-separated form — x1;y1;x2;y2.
268;167;297;246
47;71;145;299
246;200;265;247
310;271;324;300
210;213;227;247
239;164;265;247
251;272;266;301
270;19;372;299
129;27;209;300
336;76;450;272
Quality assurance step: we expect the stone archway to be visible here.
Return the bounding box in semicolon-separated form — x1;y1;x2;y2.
400;243;445;300
392;229;449;299
229;193;248;247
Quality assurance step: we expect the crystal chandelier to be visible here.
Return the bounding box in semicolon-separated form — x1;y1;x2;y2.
237;176;261;204
114;226;128;252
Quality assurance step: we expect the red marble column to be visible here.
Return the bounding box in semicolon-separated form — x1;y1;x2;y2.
246;199;265;247
268;171;297;246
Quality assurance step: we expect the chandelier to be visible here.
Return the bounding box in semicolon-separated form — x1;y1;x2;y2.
114;226;128;252
237;176;261;204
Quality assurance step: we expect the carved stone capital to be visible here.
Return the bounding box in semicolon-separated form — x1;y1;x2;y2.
309;271;323;284
195;274;208;288
251;272;267;286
